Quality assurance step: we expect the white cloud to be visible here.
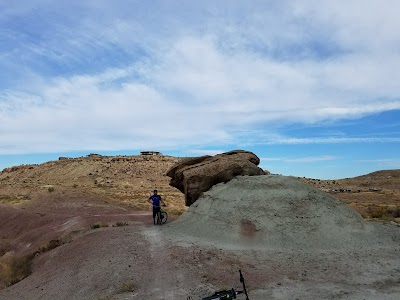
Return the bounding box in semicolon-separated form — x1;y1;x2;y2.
1;1;400;154
291;0;400;51
0;67;233;154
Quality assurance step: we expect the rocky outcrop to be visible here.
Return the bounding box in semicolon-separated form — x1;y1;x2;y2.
166;150;264;206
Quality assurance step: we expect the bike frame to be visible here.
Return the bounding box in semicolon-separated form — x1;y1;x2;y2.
187;270;249;300
156;207;167;225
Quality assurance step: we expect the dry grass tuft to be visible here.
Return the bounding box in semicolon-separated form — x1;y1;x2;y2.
0;194;30;205
166;206;187;216
0;237;70;288
90;222;109;229
362;205;400;222
38;239;64;253
113;221;129;227
0;251;33;288
117;280;136;293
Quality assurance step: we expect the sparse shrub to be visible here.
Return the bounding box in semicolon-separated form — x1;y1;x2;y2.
73;184;78;188
0;195;31;205
118;281;136;293
113;221;129;227
38;239;63;253
365;206;399;221
0;251;33;287
388;207;400;218
90;222;108;229
0;195;12;204
167;207;186;216
48;187;55;193
370;208;386;218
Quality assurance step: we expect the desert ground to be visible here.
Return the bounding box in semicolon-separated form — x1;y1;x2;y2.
0;155;399;299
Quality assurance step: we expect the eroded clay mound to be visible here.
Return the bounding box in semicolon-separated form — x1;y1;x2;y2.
166;175;399;250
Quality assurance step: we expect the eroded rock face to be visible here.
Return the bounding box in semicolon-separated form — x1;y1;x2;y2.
166;150;264;206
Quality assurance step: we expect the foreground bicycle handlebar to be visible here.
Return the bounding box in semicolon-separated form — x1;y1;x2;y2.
187;270;249;300
201;288;243;300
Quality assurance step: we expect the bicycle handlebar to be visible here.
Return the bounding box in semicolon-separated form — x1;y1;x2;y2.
201;288;242;300
188;270;249;300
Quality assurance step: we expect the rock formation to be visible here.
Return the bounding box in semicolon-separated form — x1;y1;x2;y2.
166;150;265;206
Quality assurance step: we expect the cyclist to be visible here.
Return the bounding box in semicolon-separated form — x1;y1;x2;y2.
148;189;165;225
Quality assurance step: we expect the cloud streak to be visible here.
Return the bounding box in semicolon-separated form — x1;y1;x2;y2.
261;155;337;163
264;137;400;145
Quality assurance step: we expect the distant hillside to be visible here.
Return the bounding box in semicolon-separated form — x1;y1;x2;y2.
341;169;400;190
1;156;399;221
299;169;400;191
355;169;400;179
299;170;400;222
0;154;185;213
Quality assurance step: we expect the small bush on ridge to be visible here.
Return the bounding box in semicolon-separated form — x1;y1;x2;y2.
113;221;129;227
90;222;109;229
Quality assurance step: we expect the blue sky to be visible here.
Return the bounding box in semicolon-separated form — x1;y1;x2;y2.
1;0;400;179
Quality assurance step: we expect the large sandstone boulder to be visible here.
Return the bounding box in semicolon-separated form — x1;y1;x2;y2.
166;150;265;206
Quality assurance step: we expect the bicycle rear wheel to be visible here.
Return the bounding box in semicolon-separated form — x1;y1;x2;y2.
160;211;168;224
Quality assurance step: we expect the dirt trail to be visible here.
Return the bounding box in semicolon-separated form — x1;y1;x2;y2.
1;175;400;299
1;221;400;299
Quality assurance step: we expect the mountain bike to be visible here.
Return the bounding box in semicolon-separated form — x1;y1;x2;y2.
187;270;249;300
155;205;168;225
